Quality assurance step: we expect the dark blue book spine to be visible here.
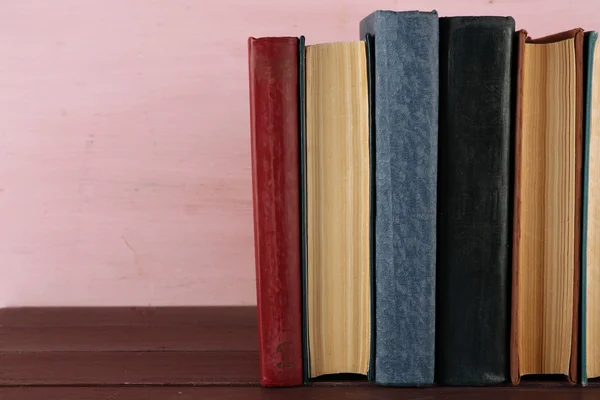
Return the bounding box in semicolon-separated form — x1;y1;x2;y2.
360;10;439;386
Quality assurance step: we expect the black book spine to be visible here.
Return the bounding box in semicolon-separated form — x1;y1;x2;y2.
436;16;515;386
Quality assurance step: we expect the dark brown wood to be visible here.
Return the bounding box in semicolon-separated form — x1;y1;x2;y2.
0;325;257;351
0;387;599;400
0;351;259;385
0;306;257;327
0;305;597;395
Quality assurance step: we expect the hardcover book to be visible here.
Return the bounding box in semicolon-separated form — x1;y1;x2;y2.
436;16;514;386
360;10;439;386
248;36;303;387
302;38;372;380
511;28;584;385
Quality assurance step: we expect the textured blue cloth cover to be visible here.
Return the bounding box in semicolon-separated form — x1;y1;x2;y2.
360;10;439;386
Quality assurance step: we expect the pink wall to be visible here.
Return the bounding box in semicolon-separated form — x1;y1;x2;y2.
0;0;597;306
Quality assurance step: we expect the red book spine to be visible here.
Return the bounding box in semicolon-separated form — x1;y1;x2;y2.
248;37;303;387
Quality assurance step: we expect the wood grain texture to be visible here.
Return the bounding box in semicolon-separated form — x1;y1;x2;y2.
0;325;257;352
0;306;257;327
0;306;599;390
1;387;600;400
306;42;370;378
0;1;598;307
0;307;257;351
0;307;258;384
518;39;576;376
587;42;600;379
0;351;259;385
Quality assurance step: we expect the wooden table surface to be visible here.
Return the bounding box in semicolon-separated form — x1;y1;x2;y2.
0;306;597;399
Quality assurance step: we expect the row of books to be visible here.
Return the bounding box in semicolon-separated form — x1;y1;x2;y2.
248;10;600;387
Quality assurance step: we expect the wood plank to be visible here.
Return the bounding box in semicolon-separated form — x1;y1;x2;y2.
0;306;257;327
0;307;257;351
0;325;256;352
0;351;259;385
0;387;599;400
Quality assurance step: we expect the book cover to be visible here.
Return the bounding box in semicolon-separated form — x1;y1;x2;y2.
511;28;584;385
436;16;514;386
248;36;303;387
360;10;439;387
581;30;598;386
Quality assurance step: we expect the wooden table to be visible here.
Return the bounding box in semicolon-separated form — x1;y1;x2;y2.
0;306;596;399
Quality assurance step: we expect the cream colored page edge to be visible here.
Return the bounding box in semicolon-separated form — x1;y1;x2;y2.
306;41;371;378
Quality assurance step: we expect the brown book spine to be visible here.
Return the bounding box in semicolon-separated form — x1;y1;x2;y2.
511;30;527;386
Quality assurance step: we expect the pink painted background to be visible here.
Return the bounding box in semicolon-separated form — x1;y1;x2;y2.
0;0;597;306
